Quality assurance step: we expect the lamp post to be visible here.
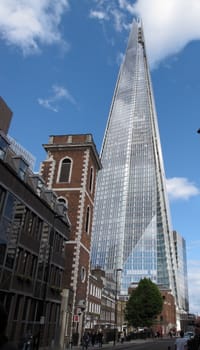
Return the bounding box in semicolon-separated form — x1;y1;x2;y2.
113;268;122;346
81;307;86;345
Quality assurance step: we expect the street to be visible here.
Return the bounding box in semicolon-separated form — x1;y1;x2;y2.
121;339;175;350
93;339;175;350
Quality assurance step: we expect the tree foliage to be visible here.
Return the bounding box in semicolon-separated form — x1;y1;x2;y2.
125;278;163;328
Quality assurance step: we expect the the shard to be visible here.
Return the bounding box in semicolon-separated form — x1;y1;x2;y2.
91;20;177;299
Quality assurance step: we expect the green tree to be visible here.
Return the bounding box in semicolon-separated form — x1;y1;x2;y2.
125;278;163;328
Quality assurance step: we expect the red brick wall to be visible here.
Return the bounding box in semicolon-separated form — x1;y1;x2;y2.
40;134;101;317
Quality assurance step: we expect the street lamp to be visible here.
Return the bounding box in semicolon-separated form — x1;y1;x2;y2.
113;268;122;346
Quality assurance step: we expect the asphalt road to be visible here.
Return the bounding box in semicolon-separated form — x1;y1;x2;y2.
96;339;175;350
120;339;175;350
72;338;176;350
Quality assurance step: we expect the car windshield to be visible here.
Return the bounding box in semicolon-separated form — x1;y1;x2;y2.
184;332;194;338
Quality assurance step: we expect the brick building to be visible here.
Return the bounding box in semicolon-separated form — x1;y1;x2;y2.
155;289;176;336
40;134;101;345
85;268;126;344
128;283;176;335
0;96;12;134
85;268;104;330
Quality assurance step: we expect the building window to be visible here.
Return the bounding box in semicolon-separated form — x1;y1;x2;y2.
13;157;28;180
59;158;71;183
29;254;37;277
0;244;6;265
80;266;86;283
18;159;28;180
57;197;67;205
89;167;94;192
85;206;90;233
4;193;16;220
5;246;16;269
0;133;9;160
0;186;6;217
34;217;43;241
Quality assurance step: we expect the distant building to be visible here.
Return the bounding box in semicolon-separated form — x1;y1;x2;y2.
86;268;125;343
0;97;71;348
173;231;189;313
179;313;196;333
100;288;115;329
40;134;101;345
128;283;176;335
156;289;176;336
8;135;36;170
0;96;13;134
85;268;104;330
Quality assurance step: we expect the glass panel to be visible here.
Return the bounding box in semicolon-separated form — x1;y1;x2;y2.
0;135;9;160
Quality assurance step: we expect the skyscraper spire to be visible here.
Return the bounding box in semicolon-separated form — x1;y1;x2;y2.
91;20;176;298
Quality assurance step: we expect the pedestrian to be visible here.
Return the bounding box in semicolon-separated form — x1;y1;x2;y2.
82;332;90;350
120;333;124;344
97;332;103;348
169;331;172;339
91;332;96;347
32;333;39;350
0;303;17;350
175;330;188;350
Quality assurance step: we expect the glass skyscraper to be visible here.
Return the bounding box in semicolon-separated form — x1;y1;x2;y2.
91;20;177;298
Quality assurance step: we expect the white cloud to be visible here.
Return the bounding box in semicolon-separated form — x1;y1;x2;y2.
131;0;200;67
110;9;126;32
90;2;127;32
38;84;76;112
89;10;108;21
0;0;69;55
166;177;200;200
116;52;124;66
90;0;200;67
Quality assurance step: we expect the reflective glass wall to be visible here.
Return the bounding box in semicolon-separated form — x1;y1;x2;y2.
91;21;177;299
173;231;189;311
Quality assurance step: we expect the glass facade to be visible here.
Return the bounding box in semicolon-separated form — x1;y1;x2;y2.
91;21;177;298
173;231;189;311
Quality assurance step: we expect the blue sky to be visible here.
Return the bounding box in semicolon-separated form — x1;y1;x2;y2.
0;0;200;315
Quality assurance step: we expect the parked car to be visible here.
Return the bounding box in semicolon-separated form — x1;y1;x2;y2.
184;331;194;339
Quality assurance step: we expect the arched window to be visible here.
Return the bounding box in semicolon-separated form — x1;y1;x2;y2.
59;158;71;183
85;206;90;233
80;266;86;283
57;197;67;206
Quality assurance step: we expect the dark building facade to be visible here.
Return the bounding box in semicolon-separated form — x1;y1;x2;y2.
0;98;71;348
